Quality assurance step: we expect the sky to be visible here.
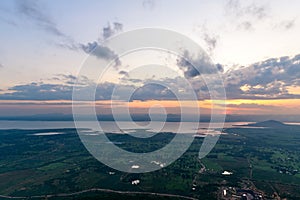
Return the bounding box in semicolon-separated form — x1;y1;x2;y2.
0;0;300;119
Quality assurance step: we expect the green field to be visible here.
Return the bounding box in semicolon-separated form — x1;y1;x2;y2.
1;123;300;199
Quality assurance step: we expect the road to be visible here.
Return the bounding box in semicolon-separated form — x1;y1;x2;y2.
0;188;198;200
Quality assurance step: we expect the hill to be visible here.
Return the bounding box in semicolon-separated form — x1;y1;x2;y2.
246;120;286;128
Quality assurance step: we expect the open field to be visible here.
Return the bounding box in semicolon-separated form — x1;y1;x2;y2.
1;122;300;199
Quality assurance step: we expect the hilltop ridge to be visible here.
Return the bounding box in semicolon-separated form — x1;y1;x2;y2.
246;120;286;128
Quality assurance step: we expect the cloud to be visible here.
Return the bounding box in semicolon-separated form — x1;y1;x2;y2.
79;41;121;67
0;82;73;100
0;63;4;68
78;22;123;67
103;22;123;39
15;0;78;49
225;0;268;19
2;52;300;101
0;74;197;101
216;63;224;73
58;21;123;66
195;24;219;55
0;75;94;100
16;0;63;37
244;3;267;20
0;74;128;101
129;83;176;101
225;0;297;32
119;70;129;76
276;19;296;30
237;21;254;31
203;33;218;54
51;74;92;86
177;50;223;78
15;0;123;63
227;103;275;109
224;54;300;99
224;0;269;31
142;0;156;10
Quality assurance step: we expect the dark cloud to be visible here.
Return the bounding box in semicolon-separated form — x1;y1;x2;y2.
216;64;224;73
52;74;92;86
2;53;300;101
103;22;123;39
79;41;121;67
0;82;73;100
124;78;143;84
119;70;129;76
0;63;4;68
177;50;223;78
0;75;95;100
0;80;106;101
129;83;176;101
78;22;123;66
80;42;114;59
224;54;300;99
0;75;195;101
109;77;198;101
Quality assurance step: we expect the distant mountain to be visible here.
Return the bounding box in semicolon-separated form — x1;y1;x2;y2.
246;120;287;128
